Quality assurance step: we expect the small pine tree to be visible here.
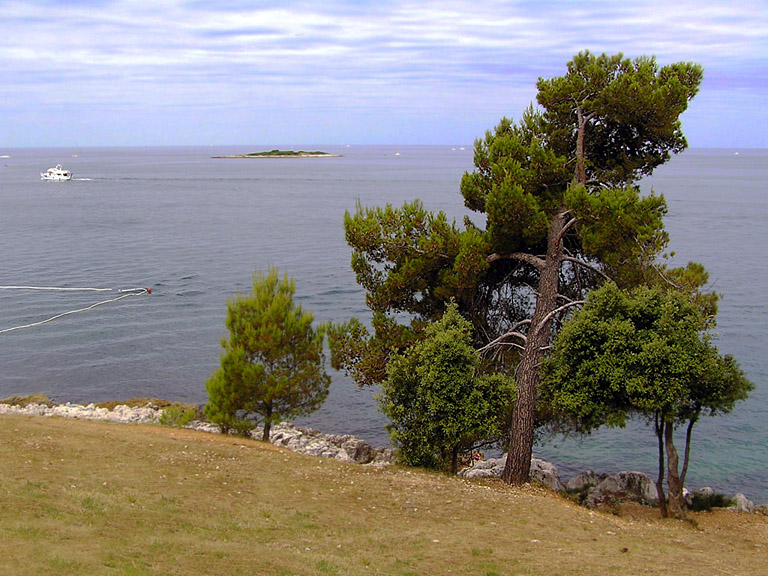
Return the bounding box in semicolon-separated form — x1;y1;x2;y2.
205;268;330;441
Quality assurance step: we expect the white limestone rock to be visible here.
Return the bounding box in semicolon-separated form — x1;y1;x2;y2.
566;470;608;492
731;493;755;513
460;455;566;492
584;471;658;508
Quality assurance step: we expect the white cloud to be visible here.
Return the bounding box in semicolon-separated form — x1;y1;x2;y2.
1;0;766;146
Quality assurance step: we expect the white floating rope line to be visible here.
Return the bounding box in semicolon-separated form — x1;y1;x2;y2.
0;286;151;335
0;285;152;292
0;285;113;292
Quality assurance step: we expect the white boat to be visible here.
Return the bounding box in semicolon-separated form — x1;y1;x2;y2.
41;164;72;181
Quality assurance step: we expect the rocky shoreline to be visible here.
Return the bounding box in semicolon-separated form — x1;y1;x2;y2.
0;401;393;466
2;401;764;513
459;455;765;514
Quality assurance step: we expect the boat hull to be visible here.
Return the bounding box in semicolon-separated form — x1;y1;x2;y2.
41;164;72;181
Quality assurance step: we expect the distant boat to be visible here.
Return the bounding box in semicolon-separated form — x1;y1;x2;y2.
41;164;72;181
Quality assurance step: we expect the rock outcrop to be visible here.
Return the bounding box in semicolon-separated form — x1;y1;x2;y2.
461;459;661;509
0;401;162;423
582;471;659;508
566;470;608;492
732;493;755;513
460;455;565;492
260;422;393;465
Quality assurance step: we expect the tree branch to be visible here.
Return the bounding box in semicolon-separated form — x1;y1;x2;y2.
494;341;526;352
535;299;586;335
482;332;528;348
481;298;586;356
655;413;668;517
487;252;545;270
680;411;699;487
652;262;684;290
562;256;613;282
477;319;531;354
556;216;579;247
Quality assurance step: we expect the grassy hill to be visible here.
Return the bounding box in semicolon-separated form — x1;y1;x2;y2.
1;414;765;575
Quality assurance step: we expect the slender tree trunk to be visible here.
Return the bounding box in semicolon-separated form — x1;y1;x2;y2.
262;404;273;442
502;212;565;485
654;414;668;518
664;421;687;519
451;446;459;475
680;415;698;488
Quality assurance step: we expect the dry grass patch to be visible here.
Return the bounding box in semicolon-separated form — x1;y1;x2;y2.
92;397;199;412
0;393;55;407
1;414;765;575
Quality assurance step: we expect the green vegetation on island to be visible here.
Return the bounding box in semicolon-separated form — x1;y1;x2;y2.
213;149;340;158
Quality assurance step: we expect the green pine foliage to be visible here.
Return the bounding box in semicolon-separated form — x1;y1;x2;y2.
380;303;515;473
205;268;330;440
329;199;491;386
536;51;703;186
333;51;710;486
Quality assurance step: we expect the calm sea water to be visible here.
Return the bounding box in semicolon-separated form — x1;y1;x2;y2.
1;146;765;502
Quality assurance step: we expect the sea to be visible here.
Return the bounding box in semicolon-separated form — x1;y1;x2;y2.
1;145;765;503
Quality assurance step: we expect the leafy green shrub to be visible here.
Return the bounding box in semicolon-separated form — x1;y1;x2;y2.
380;302;515;473
689;492;734;512
158;405;197;428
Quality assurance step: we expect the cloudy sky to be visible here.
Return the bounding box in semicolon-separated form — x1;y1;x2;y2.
2;0;766;148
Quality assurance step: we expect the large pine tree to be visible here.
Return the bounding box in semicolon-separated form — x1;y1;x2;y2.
332;52;703;484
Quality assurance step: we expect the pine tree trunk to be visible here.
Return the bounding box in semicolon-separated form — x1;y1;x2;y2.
262;404;273;442
502;212;565;485
664;421;687;519
575;106;588;186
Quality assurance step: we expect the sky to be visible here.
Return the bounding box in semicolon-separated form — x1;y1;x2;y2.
1;0;766;148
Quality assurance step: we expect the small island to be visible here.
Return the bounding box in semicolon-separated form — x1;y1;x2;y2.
213;149;341;159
